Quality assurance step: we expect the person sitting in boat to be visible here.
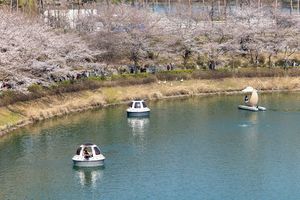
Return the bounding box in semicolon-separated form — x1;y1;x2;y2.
244;95;249;104
83;148;91;159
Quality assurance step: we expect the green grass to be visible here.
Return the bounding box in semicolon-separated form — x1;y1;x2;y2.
157;69;193;81
102;88;120;104
111;73;152;80
0;109;24;127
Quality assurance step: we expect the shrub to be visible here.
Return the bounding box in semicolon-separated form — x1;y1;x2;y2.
156;69;193;81
114;76;157;86
258;55;266;65
110;73;157;85
28;84;43;93
287;68;300;77
235;68;285;78
228;59;242;69
111;73;152;80
191;70;232;79
185;62;198;70
0;90;31;106
48;79;102;94
196;54;208;69
27;84;45;98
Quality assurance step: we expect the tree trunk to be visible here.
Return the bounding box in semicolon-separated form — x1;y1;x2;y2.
268;54;272;68
10;0;13;12
255;53;259;67
210;0;215;21
223;0;227;19
39;0;44;14
209;60;216;70
189;0;192;15
250;51;254;64
290;0;293;14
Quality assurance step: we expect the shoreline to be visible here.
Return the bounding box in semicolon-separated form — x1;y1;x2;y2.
1;77;300;137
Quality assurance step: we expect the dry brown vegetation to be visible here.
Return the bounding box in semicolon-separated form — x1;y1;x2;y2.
1;76;300;136
0;67;300;107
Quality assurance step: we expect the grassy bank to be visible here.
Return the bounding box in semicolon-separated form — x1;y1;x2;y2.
1;77;300;136
2;67;300;106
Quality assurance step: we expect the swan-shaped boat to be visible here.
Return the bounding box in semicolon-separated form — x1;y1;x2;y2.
72;143;105;167
238;86;266;112
127;100;150;117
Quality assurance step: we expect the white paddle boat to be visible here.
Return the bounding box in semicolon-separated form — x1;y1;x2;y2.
238;86;266;112
72;143;105;167
127;100;150;117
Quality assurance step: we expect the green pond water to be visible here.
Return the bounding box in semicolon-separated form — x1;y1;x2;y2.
1;93;300;199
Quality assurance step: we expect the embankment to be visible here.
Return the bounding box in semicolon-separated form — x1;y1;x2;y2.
1;77;300;136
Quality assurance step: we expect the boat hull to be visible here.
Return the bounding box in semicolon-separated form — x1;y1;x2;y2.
73;159;105;167
257;106;267;111
127;111;150;117
238;105;266;112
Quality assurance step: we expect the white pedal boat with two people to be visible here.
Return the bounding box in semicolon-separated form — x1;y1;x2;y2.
238;86;266;112
127;100;150;117
72;143;105;167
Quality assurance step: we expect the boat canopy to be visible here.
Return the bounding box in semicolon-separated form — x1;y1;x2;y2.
129;100;148;109
82;143;94;146
242;86;255;93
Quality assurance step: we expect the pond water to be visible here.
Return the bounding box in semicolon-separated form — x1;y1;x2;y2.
1;93;300;199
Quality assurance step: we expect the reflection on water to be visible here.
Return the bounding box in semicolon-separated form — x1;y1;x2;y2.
238;111;258;127
0;109;106;145
73;166;104;188
127;117;150;136
128;117;150;153
240;112;259;150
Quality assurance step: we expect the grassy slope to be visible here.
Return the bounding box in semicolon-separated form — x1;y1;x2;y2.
1;77;300;136
0;108;24;127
